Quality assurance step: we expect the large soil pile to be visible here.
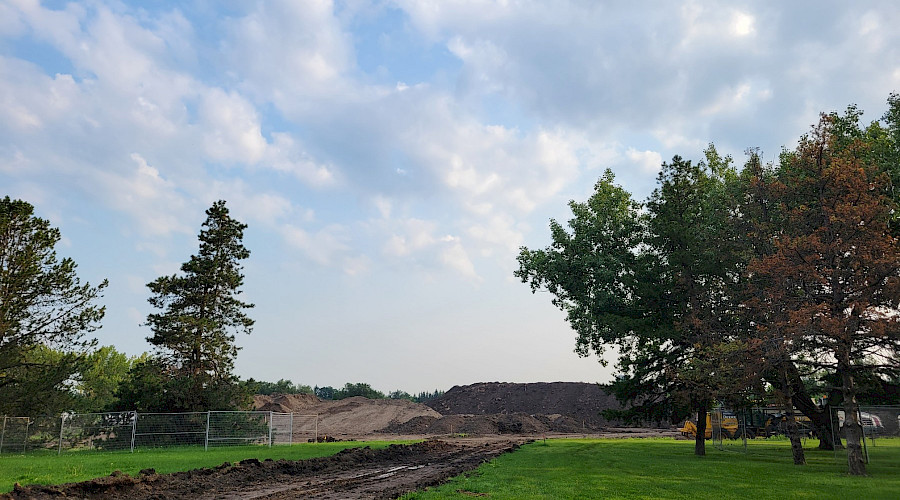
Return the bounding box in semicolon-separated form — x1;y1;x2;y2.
379;413;590;435
253;382;629;438
254;394;441;437
426;382;621;427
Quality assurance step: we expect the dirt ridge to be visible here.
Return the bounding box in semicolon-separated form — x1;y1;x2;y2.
4;439;525;500
426;382;621;427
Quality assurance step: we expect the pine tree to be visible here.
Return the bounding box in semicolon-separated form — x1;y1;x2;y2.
0;197;107;415
144;200;254;411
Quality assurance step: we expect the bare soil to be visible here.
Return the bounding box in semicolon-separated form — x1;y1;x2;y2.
427;382;623;428
4;383;679;499
4;439;525;500
254;394;442;439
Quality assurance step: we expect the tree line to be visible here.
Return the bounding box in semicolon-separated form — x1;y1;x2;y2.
516;95;900;475
256;379;444;403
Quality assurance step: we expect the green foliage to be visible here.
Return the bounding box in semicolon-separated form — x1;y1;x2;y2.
314;385;335;400
253;379;314;395
405;438;900;499
142;201;254;412
388;390;412;400
411;390;445;403
0;197;107;416
74;346;143;412
516;156;743;438
112;357;170;412
332;382;385;400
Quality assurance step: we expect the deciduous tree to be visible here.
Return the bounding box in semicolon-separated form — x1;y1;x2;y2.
516;151;742;456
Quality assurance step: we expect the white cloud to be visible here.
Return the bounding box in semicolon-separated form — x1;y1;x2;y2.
200;88;268;164
282;223;350;266
439;235;480;282
625;148;663;175
93;153;191;238
383;218;438;257
224;0;355;107
266;133;338;187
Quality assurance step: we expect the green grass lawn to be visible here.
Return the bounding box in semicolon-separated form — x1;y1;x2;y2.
404;437;900;500
0;440;415;493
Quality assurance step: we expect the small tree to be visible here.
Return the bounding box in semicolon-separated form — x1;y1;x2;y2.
0;197;106;415
144;200;254;411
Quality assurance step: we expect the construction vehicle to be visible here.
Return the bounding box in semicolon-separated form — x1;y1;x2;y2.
680;411;740;439
681;409;815;439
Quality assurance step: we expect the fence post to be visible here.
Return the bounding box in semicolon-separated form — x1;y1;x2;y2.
315;414;318;443
1;416;7;454
58;414;65;455
205;412;211;451
130;412;137;453
289;413;293;446
268;412;273;447
24;418;31;453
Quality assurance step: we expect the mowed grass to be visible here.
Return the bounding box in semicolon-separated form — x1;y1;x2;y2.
405;437;900;500
0;440;416;493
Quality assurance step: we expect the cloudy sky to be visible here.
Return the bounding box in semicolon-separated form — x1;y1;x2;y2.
2;0;899;393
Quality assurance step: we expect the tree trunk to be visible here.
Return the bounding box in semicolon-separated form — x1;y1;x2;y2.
780;383;806;465
694;403;707;456
784;362;836;450
839;362;867;476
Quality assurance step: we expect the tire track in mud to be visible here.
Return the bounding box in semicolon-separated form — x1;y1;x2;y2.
4;439;527;500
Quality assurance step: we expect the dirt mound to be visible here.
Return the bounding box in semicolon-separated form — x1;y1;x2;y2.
427;382;621;427
253;394;442;437
3;439;525;500
380;412;596;435
254;393;320;413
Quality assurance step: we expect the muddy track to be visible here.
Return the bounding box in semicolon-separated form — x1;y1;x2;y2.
4;439;526;500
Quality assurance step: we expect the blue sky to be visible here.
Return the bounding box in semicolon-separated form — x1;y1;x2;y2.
2;0;899;393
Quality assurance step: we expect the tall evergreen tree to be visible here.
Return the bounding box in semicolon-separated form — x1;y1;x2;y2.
144;200;254;411
0;197;106;415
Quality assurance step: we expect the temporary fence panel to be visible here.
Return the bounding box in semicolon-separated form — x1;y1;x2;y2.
0;417;31;454
134;412;208;449
831;405;900;467
59;412;135;452
271;412;294;445
5;410;317;455
292;414;319;443
206;411;275;448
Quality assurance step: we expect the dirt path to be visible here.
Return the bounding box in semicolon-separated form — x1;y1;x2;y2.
4;439;527;500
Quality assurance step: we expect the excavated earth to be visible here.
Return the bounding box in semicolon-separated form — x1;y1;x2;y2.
254;382;631;438
426;382;623;428
4;439;526;500
4;383;678;499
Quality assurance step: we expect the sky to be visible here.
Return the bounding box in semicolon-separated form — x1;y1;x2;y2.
2;0;899;394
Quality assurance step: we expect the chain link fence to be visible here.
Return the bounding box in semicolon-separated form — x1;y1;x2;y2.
0;411;317;454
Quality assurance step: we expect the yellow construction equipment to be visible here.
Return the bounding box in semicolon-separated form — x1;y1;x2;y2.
680;412;739;439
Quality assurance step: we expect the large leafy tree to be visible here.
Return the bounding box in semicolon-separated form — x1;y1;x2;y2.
0;197;106;415
516;150;741;456
747;112;900;475
142;200;254;411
